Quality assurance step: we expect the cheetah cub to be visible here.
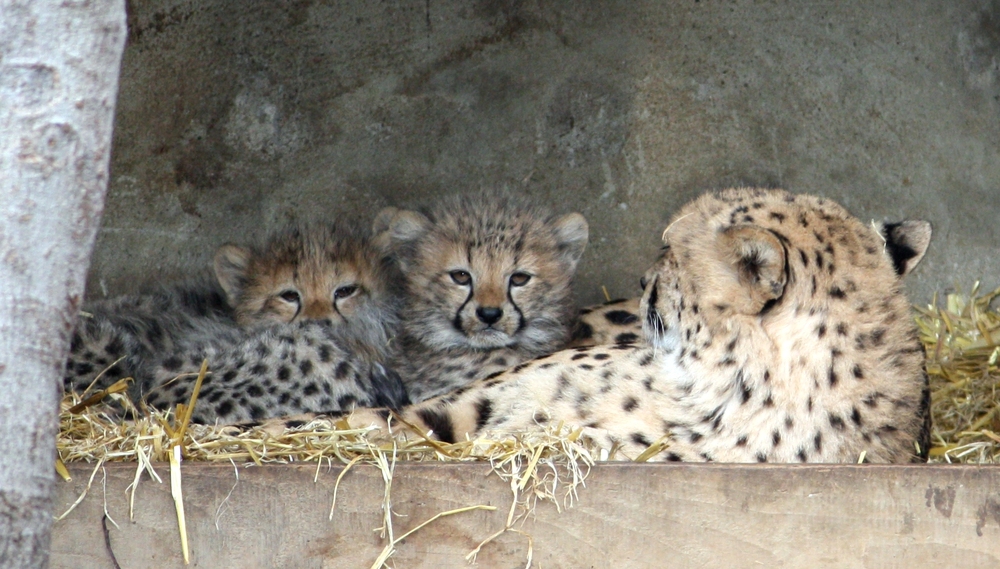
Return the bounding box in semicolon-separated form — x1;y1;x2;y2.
377;193;588;402
66;224;399;400
310;188;931;463
131;223;407;422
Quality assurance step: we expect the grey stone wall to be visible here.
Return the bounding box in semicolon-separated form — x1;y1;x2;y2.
90;0;1000;306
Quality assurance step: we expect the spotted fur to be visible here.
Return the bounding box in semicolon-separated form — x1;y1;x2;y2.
265;188;932;463
568;298;643;347
142;319;408;423
379;193;588;402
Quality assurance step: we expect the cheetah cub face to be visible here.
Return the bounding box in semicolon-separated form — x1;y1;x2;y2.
377;194;588;354
214;223;397;339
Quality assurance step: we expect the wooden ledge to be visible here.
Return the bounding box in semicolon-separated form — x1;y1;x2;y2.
52;463;1000;568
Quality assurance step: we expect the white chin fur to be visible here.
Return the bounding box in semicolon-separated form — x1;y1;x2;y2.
649;325;680;353
464;329;515;349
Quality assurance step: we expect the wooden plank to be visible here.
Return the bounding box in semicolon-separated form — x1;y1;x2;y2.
51;463;1000;568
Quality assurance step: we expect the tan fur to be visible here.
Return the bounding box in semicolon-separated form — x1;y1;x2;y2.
262;188;933;463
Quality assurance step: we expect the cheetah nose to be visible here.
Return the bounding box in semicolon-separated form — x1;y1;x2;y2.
476;306;503;325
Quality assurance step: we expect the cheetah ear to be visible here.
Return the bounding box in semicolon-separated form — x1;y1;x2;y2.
375;208;432;271
372;207;402;254
214;244;252;307
553;212;589;269
877;220;931;277
382;208;431;246
716;225;787;315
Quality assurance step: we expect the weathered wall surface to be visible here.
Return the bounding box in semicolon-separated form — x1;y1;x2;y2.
90;0;1000;305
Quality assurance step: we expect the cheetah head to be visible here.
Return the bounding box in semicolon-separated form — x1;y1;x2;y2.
641;188;931;353
213;223;399;346
377;193;588;353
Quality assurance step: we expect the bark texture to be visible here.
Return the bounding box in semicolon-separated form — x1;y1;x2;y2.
0;1;126;566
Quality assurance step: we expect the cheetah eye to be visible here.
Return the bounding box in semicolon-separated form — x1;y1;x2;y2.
334;284;358;300
450;270;472;286
278;290;301;304
509;272;531;287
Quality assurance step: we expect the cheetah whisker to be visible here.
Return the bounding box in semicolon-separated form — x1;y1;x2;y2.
661;212;694;241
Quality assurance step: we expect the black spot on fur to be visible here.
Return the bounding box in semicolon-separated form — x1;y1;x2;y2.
335;362;351;380
797;448;808;462
772;430;781;447
756;452;768;463
299;360;313;376
622;397;639;412
814;432;823;452
571;321;594;341
615;332;639;344
249;405;266;420
250;364;268;376
593;353;610;361
247;385;263;397
475;398;493;431
829;286;846;299
736;435;748;446
631;433;654;448
605;310;639;325
162;356;183;372
318;344;332;363
828;368;838;388
852;364;863;379
277;366;291;381
571;353;588;361
303;383;319;396
871;328;886;346
829;414;846;431
666;453;682;462
850;407;863;426
215;400;233;416
419;410;455;443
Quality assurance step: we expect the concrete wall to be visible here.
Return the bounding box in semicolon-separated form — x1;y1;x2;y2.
90;0;1000;306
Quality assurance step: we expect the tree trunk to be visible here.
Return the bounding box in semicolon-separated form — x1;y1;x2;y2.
0;1;126;566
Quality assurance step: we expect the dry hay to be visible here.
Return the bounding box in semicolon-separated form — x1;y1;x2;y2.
55;285;1000;563
916;283;1000;464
